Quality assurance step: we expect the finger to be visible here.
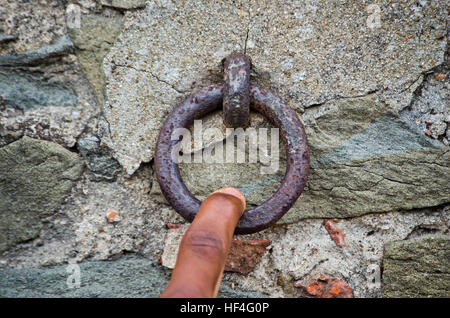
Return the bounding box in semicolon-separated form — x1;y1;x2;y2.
160;188;246;298
206;187;246;296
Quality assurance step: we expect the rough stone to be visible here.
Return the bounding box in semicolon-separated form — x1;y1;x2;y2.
102;0;446;175
0;255;266;298
0;1;67;54
0;102;95;148
0;136;82;252
291;147;449;221
382;234;450;298
0;33;17;44
0;6;101;148
0;35;74;67
0;164;182;269
69;13;124;105
400;64;449;145
161;224;271;275
0;69;77;110
0;5;101;148
246;0;446;112
77;136;121;181
100;0;147;10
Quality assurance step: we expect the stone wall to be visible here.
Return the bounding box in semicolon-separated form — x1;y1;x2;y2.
0;0;448;298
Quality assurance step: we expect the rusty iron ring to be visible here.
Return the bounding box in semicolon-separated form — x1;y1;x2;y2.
154;84;310;234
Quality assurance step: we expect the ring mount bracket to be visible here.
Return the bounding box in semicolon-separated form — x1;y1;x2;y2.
223;52;251;128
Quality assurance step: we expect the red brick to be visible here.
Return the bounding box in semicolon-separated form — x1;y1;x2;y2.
225;239;271;275
294;274;353;298
324;220;349;247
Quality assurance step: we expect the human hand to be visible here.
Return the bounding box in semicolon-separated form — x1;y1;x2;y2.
160;187;246;298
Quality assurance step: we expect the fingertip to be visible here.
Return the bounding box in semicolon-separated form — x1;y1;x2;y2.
213;187;246;211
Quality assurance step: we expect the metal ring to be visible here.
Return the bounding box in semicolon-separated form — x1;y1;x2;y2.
154;84;310;234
